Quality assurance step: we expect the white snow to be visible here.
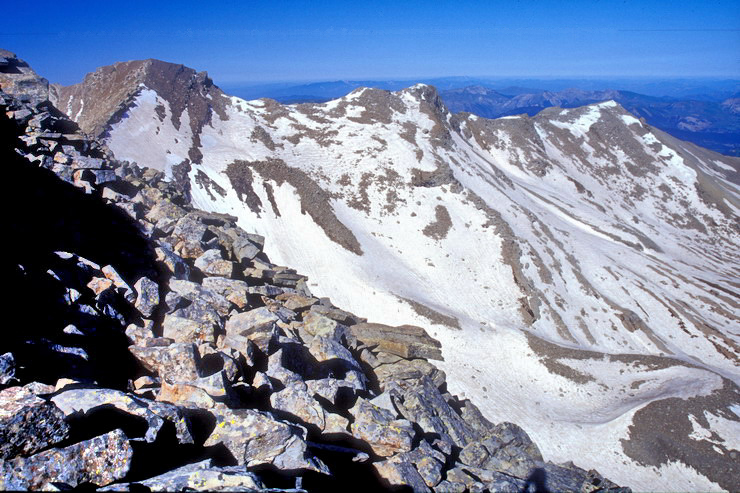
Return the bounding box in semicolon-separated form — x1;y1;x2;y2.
104;81;740;492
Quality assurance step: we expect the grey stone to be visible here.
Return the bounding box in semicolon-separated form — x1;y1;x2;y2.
102;459;264;491
276;293;318;312
0;353;16;386
129;343;201;383
169;279;232;317
202;277;250;309
309;304;364;325
134;276;159;317
225;307;284;353
155;242;191;279
0;429;133;490
302;311;347;340
349;322;443;360
373;455;431;492
395;376;478;452
204;408;328;473
51;387;193;444
349;398;415;457
0;386;70;459
163;312;216;345
270;382;327;431
475;422;543;479
194;249;235;277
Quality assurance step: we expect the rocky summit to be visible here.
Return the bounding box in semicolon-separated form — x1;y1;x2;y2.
0;51;633;492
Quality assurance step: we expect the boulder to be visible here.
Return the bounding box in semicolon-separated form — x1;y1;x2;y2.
204;408;328;473
302;311;346;340
51;387;193;444
394;376;479;453
0;429;133;490
101;459;264;492
134;276;159;317
155;243;191;280
202;277;250;309
270;382;326;431
276;293;318;312
349;323;443;360
162;314;216;345
157;381;216;409
129;343;200;383
0;353;16;386
0;386;70;459
168;279;232;317
225;307;284;353
194;249;235;277
349;398;415;457
373;455;431;493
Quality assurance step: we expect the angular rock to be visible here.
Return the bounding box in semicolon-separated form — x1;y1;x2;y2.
276;293;318;312
202;277;250;309
225;306;284;353
0;353;16;386
302;311;347;340
51;387;193;444
194;249;235;277
395;376;478;452
125;323;156;345
0;386;70;459
0;429;133;490
162;314;215;345
134;276;159;317
129;343;200;383
145;200;187;233
204;408;328;473
157;381;216;409
155;243;191;280
373;455;431;493
171;214;209;258
270;382;326;431
169;279;232;317
474;422;543;479
349;323;443;360
309;304;364;325
374;358;446;391
308;335;358;365
101;264;135;302
101;459;264;492
350;398;415;457
266;348;304;386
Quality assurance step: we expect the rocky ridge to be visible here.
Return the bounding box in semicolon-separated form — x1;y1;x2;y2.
0;70;629;490
13;50;740;490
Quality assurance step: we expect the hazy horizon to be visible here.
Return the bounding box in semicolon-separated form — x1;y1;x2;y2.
4;0;739;86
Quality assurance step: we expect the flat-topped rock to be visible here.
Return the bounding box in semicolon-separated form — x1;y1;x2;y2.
349;322;443;360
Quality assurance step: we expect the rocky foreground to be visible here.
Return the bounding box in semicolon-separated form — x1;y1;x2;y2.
0;78;629;491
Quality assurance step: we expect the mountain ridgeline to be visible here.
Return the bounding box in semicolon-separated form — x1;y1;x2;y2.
4;50;740;491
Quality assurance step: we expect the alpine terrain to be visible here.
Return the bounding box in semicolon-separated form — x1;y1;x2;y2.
2;50;738;491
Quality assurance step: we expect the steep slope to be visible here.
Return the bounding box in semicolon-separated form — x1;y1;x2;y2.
57;58;739;491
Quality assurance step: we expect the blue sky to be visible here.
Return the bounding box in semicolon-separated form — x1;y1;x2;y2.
3;0;739;85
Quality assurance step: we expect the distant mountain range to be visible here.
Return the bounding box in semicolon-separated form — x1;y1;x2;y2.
223;79;740;156
441;86;740;156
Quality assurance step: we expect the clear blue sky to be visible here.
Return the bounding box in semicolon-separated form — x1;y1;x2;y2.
3;0;739;85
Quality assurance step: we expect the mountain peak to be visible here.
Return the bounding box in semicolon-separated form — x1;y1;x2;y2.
54;58;230;164
0;49;50;101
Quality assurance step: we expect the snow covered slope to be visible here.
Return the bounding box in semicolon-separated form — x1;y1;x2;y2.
56;60;740;491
